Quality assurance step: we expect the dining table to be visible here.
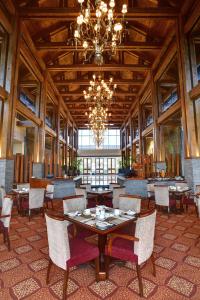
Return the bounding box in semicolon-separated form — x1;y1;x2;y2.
12;189;29;214
64;206;137;280
168;186;191;212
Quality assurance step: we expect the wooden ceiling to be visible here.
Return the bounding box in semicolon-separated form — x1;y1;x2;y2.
16;0;183;128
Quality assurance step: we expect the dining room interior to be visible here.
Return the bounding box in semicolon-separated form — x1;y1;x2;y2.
0;0;200;299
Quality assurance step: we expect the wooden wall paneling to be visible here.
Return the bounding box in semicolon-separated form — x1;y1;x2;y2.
138;104;143;163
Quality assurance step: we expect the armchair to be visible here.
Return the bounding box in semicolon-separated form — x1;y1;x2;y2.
105;209;156;297
45;212;99;300
0;197;13;250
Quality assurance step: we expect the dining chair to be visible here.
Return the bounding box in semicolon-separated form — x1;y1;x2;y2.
0;196;13;251
45;212;99;300
105;209;157;297
178;184;198;215
63;194;86;214
118;194;141;213
154;185;176;214
63;195;93;239
21;188;45;221
195;185;200;218
110;186;125;208
45;184;54;209
0;186;6;207
75;188;88;206
147;183;155;208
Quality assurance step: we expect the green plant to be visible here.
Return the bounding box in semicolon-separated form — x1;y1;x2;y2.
123;155;131;168
71;158;82;171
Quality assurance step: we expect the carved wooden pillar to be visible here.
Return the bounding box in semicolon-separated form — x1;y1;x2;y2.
138;104;143;163
151;73;161;162
176;16;199;158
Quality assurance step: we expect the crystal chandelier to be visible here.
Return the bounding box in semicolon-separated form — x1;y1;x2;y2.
83;74;117;107
73;0;128;64
88;104;108;147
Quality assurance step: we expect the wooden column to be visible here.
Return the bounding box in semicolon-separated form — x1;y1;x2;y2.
151;73;161;162
1;18;21;158
33;71;47;163
176;16;199;157
138;104;143;163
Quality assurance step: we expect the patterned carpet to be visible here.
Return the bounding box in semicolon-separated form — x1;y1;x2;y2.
0;201;200;300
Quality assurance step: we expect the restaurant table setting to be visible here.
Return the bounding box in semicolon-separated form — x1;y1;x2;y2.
65;205;136;230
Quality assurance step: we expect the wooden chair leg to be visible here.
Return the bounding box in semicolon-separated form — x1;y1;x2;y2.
51;200;54;210
195;205;198;218
29;209;31;222
136;263;143;297
95;257;99;282
46;259;53;284
5;229;11;251
150;254;156;277
63;268;69;300
105;255;110;279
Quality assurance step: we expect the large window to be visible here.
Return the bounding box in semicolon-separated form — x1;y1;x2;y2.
78;129;120;150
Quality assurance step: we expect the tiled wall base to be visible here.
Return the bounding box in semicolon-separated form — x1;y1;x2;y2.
0;159;14;192
32;163;44;178
184;158;200;191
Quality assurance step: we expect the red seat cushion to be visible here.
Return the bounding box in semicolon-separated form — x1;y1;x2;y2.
105;237;138;263
182;196;195;205
169;198;176;207
67;238;99;268
21;199;29;209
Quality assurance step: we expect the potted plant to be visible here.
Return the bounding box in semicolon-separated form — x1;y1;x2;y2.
62;164;68;178
71;158;82;176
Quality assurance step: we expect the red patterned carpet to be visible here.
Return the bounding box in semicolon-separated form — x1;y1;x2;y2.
0;202;200;300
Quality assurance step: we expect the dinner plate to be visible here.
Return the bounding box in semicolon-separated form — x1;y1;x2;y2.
126;210;136;216
96;221;108;229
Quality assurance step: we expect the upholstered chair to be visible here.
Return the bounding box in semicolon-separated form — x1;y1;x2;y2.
195;185;200;218
111;187;125;208
105;209;157;297
154;185;176;214
45;212;99;300
0;187;6;207
0;197;13;250
147;183;155;208
45;184;54;209
118;194;141;213
75;188;88;206
21;188;45;221
63;195;86;214
63;195;92;239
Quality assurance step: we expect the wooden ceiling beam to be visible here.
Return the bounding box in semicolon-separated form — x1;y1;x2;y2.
54;79;144;86
19;7;178;20
65;101;133;105
48;64;150;72
36;41;162;52
61;91;137;97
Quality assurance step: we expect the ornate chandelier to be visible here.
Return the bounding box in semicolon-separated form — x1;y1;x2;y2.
83;74;117;107
88;104;108;147
73;0;128;64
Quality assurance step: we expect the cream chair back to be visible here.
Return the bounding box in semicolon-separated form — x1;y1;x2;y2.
118;195;141;213
154;185;169;207
29;188;45;209
112;187;125;208
63;195;86;214
147;183;154;198
45;214;70;270
1;197;13;228
134;210;157;265
0;187;6;207
46;184;54;199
